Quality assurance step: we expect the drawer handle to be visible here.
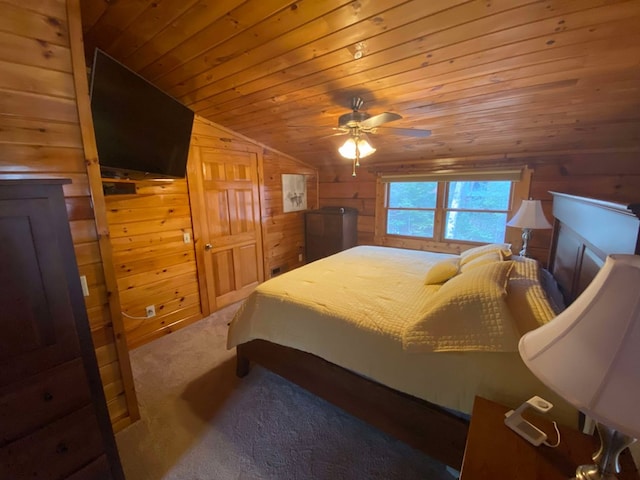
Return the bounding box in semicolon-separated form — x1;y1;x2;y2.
56;442;68;454
43;392;54;402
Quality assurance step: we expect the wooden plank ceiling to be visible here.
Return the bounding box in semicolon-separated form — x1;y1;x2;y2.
79;0;640;171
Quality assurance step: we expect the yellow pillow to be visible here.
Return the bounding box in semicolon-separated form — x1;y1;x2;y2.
424;258;460;285
460;243;512;265
404;261;519;353
459;251;503;273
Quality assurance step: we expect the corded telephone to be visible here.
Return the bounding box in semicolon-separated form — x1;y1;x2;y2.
504;396;555;446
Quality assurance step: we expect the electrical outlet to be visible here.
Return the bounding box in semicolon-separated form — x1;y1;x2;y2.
183;232;191;243
145;305;156;318
298;253;303;262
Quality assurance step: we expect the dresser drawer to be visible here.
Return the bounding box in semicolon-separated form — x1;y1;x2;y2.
66;455;113;480
0;358;92;445
0;404;105;479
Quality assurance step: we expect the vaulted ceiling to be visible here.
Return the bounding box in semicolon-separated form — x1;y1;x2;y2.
79;0;640;170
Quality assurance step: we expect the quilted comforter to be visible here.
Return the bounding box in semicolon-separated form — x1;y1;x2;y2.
227;245;575;425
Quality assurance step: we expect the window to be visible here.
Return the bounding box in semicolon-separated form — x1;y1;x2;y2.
444;181;512;243
387;182;437;237
384;179;514;244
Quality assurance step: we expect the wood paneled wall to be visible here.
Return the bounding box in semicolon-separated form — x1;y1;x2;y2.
103;115;318;347
318;152;640;263
104;180;201;349
0;0;137;431
262;150;318;278
526;152;640;260
318;167;377;246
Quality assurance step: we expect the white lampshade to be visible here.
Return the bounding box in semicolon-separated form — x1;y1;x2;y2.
519;254;640;439
506;199;552;229
338;136;376;159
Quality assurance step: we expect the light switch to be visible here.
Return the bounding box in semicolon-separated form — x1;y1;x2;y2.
183;232;191;243
80;275;89;297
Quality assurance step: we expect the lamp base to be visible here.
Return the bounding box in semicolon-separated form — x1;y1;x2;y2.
574;464;617;480
519;228;532;257
571;423;636;480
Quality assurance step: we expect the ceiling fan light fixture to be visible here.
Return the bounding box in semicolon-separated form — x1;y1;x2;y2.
338;136;376;159
353;42;366;60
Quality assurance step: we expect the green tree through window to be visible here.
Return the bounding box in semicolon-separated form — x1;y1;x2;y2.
445;181;511;242
387;182;437;237
386;180;512;243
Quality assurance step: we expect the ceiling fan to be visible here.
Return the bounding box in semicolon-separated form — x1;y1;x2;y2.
329;97;432;175
334;96;432;139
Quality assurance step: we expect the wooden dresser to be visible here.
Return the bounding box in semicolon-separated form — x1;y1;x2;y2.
0;180;124;479
305;206;358;262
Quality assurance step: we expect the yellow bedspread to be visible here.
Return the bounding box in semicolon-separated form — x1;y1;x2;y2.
227;246;576;425
229;246;450;346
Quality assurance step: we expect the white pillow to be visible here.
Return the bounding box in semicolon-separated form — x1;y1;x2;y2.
459;251;503;273
460;243;512;265
424;258;460;285
404;261;519;352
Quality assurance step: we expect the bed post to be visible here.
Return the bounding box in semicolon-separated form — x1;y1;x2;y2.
628;203;640;254
236;344;250;377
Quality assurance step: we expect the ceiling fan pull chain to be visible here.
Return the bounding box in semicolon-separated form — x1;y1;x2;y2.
352;142;360;176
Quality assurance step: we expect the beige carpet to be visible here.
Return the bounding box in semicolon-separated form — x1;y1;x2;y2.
115;303;455;480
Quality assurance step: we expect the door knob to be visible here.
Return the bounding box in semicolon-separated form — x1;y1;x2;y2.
205;243;213;251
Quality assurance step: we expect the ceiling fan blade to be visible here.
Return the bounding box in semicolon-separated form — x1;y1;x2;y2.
373;127;432;137
319;131;349;139
359;112;402;129
287;125;336;129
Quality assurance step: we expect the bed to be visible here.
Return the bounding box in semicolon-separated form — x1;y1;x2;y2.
227;192;640;469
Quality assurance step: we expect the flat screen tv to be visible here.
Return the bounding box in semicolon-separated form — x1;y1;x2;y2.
89;49;194;180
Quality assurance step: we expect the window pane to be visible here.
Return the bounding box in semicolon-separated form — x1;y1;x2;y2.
388;182;437;208
444;211;507;243
447;181;511;210
387;210;434;238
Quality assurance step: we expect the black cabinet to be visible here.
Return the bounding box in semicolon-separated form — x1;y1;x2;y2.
305;207;358;262
0;179;124;479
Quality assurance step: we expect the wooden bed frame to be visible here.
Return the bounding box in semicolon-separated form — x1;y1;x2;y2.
547;192;640;303
235;192;640;470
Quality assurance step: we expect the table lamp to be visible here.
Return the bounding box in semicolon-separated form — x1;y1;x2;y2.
506;199;552;257
519;254;640;480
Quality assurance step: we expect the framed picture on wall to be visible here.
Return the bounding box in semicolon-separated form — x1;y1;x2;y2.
282;174;307;213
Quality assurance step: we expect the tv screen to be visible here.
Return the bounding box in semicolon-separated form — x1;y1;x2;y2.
89;49;194;179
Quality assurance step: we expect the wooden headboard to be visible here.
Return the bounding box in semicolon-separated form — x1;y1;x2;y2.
548;192;640;304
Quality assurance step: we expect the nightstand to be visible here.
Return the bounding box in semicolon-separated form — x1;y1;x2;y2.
460;396;639;480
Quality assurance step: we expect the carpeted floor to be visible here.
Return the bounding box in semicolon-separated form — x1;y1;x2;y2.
115;303;455;480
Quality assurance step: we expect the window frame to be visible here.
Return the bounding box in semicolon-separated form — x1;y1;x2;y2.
374;168;532;253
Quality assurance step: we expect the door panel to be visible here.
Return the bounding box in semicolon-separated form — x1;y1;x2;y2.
238;244;259;287
212;250;235;297
234;189;255;234
204;188;230;237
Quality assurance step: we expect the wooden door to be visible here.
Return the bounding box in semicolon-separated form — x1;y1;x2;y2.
188;145;264;313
